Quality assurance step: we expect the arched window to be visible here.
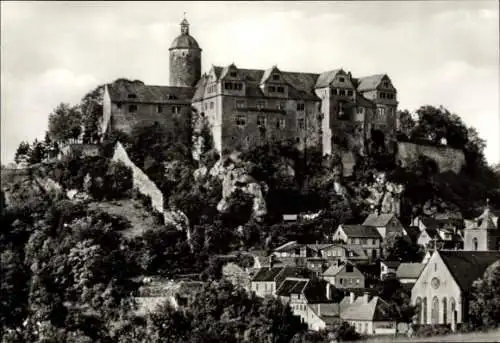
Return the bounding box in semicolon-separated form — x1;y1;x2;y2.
450;297;457;325
442;297;448;324
473;237;478;251
422;297;428;324
431;296;440;324
415;297;422;324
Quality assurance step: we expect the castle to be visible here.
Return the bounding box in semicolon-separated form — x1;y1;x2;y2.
101;17;399;168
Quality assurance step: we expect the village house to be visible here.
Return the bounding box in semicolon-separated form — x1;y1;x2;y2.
250;266;314;298
411;250;500;330
413;215;463;250
332;224;382;260
396;263;424;289
323;261;366;289
340;292;396;335
380;261;401;280
363;213;406;239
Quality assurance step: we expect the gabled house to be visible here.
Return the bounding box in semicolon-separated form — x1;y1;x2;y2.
463;202;500;251
363;213;406;239
323;261;365;289
250;266;314;298
396;263;424;287
320;244;369;264
340;292;396;335
380;261;401;280
411;250;500;330
332;224;382;260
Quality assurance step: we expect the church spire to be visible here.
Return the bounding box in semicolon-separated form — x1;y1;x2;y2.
180;12;189;35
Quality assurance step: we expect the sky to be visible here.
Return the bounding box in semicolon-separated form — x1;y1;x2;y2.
1;1;499;165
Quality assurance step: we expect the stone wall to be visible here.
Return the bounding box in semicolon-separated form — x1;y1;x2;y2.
111;141;164;214
396;142;466;173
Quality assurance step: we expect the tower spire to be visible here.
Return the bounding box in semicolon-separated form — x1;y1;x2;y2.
181;12;189;35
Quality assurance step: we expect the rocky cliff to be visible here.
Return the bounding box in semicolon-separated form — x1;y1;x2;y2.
396;141;465;173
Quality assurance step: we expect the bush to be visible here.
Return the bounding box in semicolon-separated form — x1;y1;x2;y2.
413;324;452;337
106;161;133;199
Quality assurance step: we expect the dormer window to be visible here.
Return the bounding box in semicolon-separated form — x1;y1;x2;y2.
383;81;390;88
168;94;177;100
128;93;137;99
339;77;345;82
272;74;280;81
230;71;237;77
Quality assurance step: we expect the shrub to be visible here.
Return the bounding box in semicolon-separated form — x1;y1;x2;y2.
413;324;452;337
106;161;133;199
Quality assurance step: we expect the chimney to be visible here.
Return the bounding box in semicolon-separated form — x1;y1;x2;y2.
350;292;355;304
269;255;274;268
326;283;331;300
363;292;370;304
317;303;321;316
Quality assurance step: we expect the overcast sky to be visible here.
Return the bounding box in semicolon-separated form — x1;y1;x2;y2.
1;1;499;164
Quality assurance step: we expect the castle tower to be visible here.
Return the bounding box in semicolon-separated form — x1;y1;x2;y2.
169;15;202;87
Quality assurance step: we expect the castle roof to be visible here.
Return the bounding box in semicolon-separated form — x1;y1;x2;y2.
170;34;200;50
107;80;194;104
356;74;388;92
315;69;342;88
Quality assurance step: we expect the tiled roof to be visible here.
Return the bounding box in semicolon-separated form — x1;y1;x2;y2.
423;228;439;239
341;295;393;321
363;213;396;227
439;250;500;293
307;243;336;251
315;69;342;88
170;34;200;49
107;80;194;104
356;94;377;109
274;241;300;252
308;303;341;318
323;264;344;276
396;263;424;279
340;224;381;238
382;261;401;269
303;279;330;303
356;74;387;92
276;279;308;297
405;226;421;242
251;267;284;282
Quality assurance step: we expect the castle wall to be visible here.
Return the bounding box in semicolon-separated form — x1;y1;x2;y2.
396;142;466;173
169;47;201;87
111;141;164;214
110;102;191;136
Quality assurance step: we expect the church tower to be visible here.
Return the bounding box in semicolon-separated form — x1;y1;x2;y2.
169;15;202;87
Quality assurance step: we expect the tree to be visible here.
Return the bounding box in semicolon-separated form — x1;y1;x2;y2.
381;232;423;262
396;109;416;140
468;260;500;330
48;103;83;143
14;141;31;164
80;84;105;143
105;161;133;199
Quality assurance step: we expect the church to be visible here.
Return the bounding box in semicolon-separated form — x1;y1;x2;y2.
100;16;399;164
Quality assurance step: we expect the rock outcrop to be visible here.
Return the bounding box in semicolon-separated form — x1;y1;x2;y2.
210;153;267;222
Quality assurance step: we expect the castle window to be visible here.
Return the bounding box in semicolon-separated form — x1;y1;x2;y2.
339;77;345;82
339;89;346;96
230;71;237;77
128;104;137;113
128;93;137;99
268;85;276;93
331;88;337;96
277;86;285;93
381;93;386;99
383;81;390;88
157;105;163;113
172;106;181;114
204;103;208;110
224;82;233;90
210;102;214;109
297;103;305;111
256;100;266;109
272;74;280;81
357;107;364;114
278;119;286;129
168;94;177;100
473;237;478;251
257;115;266;127
278;102;286;110
296;137;300;143
117;103;122;109
347;90;353;96
235;100;246;109
298;118;305;129
235;113;246;127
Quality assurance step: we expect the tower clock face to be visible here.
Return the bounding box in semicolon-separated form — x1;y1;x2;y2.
431;277;441;289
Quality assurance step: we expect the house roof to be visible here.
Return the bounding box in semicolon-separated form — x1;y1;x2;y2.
107;80;195;104
276;279;308;297
396;263;424;279
340;225;381;238
363;213;396;227
303;279;331;303
251;267;284;282
356;74;387;92
422;228;439;239
274;241;300;252
308;303;341;319
341;295;393;321
356;94;377;109
323;264;344;276
406;226;421;242
438;250;500;293
381;261;401;269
